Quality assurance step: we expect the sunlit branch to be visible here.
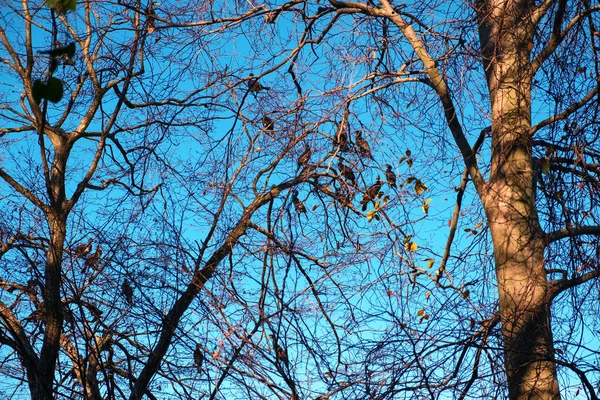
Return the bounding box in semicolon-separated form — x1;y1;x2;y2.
545;225;600;243
530;85;599;134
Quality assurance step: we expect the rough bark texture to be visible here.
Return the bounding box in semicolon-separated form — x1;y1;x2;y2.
478;0;560;397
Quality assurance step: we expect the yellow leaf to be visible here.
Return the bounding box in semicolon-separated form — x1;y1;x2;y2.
425;291;431;300
405;241;418;252
425;259;435;269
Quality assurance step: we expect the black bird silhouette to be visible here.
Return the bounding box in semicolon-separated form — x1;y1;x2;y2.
297;145;311;170
355;130;373;159
122;279;133;306
248;74;270;92
194;344;204;373
338;160;355;184
291;190;307;213
262;115;274;133
360;177;383;211
385;164;397;188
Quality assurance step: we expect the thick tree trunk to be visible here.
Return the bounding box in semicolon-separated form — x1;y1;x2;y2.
479;5;561;396
476;0;561;396
487;207;560;399
32;213;66;400
31;131;71;399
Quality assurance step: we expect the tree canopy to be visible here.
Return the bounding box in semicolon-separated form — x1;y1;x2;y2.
1;0;600;399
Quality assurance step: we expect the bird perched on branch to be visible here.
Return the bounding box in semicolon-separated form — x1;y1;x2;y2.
360;177;383;211
297;145;312;170
74;238;93;258
275;343;289;365
355;130;373;160
194;344;204;373
385;164;397;188
337;160;355;184
122;279;133;306
84;246;102;270
291;190;307;214
334;126;351;152
248;74;270;93
262;114;274;133
269;335;289;366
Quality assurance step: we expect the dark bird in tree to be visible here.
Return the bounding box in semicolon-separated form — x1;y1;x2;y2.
74;238;93;258
297;145;311;170
355;130;373;159
248;74;270;92
194;344;204;373
360;177;383;211
262;114;274;133
122;278;134;306
338;160;355;184
291;190;307;214
84;246;102;270
275;343;289;365
385;164;397;188
334;127;351;152
269;335;289;365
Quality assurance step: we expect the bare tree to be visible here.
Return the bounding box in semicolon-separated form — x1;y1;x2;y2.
1;0;600;399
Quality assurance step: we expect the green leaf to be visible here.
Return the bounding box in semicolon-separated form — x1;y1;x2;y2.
46;0;77;13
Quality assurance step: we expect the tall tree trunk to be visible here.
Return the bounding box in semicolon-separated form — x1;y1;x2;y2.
32;131;71;399
33;212;66;400
478;1;561;397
